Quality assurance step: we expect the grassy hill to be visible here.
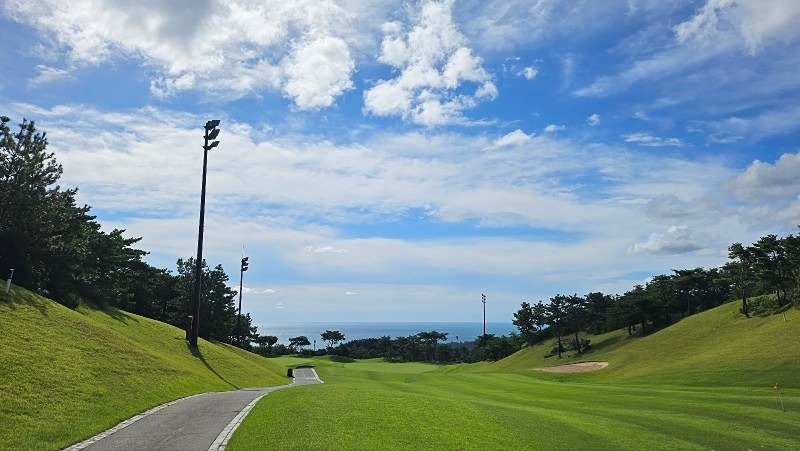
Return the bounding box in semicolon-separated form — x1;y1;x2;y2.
227;301;800;450
480;300;799;388
0;285;288;451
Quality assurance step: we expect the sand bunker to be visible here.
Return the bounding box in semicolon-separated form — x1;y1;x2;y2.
534;361;609;373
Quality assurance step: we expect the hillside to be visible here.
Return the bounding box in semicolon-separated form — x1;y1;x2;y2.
481;300;799;387
0;285;288;451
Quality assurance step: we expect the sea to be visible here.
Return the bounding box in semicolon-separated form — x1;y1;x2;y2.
257;322;516;346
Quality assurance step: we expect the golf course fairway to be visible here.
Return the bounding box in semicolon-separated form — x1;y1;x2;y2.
228;302;799;450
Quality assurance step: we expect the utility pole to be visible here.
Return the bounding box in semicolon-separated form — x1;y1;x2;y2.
189;119;220;348
236;255;249;345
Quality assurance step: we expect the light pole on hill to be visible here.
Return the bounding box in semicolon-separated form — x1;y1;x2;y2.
188;119;220;348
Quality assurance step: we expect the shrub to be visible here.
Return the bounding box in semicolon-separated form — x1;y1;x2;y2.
748;294;781;317
566;337;591;352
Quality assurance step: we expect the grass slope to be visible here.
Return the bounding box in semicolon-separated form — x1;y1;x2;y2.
0;285;288;451
484;300;799;388
227;302;800;450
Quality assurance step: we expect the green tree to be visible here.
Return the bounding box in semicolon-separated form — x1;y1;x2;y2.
416;331;448;361
546;295;567;358
481;334;517;361
232;313;258;349
672;268;707;316
0;116;152;308
175;258;237;342
752;235;792;306
320;330;346;351
564;294;587;354
0;117;62;289
584;292;614;334
513;301;537;345
646;275;677;327
254;335;279;355
289;336;311;352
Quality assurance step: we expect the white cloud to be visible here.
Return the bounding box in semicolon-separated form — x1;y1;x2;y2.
303;245;349;255
543;124;565;133
736;0;800;53
29;65;73;86
629;225;704;255
674;0;734;45
587;113;601;126
705;105;800;141
646;194;694;220
521;66;538;79
4;0;358;109
675;0;800;52
12;103;800;320
345;291;358;296
243;287;276;294
492;129;532;148
575;0;800;98
275;302;285;309
623;133;684;147
730;152;800;202
363;0;497;126
282;35;355;109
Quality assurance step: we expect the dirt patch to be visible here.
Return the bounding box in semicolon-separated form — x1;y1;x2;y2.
534;361;609;373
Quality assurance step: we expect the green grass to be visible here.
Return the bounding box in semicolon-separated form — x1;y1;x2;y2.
482;300;800;388
228;302;800;450
0;285;288;451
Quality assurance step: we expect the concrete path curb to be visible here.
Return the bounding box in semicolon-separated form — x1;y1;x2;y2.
64;368;322;451
207;393;267;451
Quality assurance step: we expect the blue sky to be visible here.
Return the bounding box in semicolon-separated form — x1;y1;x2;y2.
2;0;799;325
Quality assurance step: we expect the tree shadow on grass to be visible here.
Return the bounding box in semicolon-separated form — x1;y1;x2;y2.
1;285;48;316
187;343;240;390
95;306;140;324
583;334;622;354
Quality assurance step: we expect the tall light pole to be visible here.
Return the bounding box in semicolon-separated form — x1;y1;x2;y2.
236;255;249;345
189;119;220;348
481;293;486;346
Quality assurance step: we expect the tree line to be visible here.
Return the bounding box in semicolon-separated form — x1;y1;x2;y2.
513;231;800;357
0;116;258;346
250;328;519;363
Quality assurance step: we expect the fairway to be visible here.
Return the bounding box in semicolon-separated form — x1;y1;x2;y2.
229;304;800;450
228;357;798;450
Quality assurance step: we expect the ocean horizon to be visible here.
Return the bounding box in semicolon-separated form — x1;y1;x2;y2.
257;321;516;346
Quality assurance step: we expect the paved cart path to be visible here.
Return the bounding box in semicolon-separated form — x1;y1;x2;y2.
66;368;322;451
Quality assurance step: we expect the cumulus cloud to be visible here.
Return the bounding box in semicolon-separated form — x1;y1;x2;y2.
4;0;357;108
587;113;601;126
730;152;800;201
623;133;684;147
363;0;497;126
543;124;565;133
282;36;355;109
492;129;533;148
629;226;704;255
